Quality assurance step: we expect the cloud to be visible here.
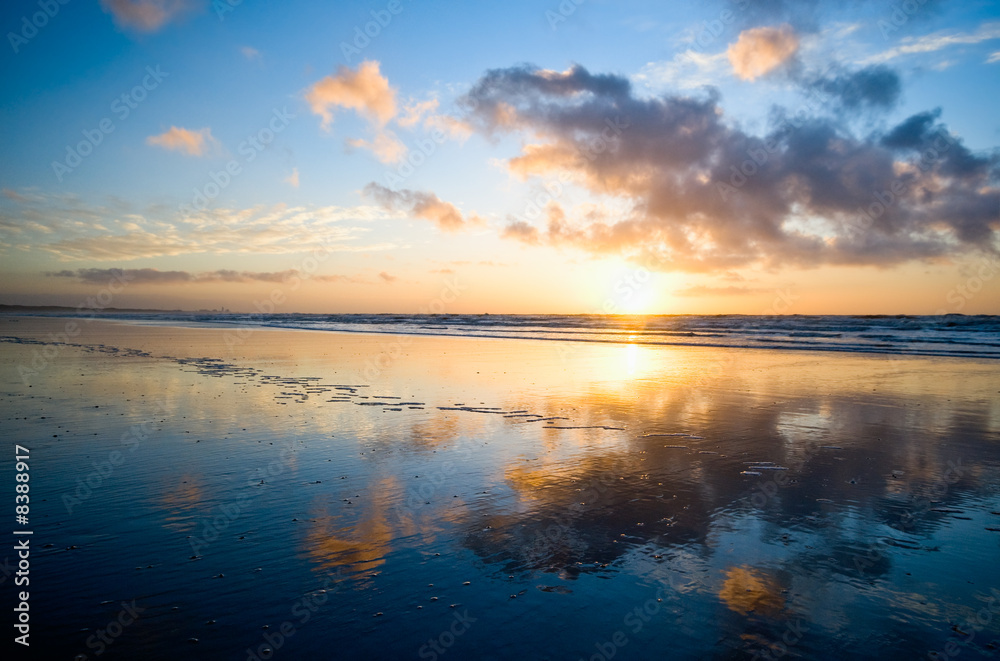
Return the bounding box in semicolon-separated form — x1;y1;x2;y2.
394;98;472;141
804;64;902;110
880;109;941;151
674;285;765;297
866;21;1000;64
47;268;364;285
727;25;800;80
241;46;261;61
378;271;397;283
347;130;407;164
363;184;481;233
2;189;31;203
305;60;397;129
100;0;199;32
634;51;730;90
988;51;1000;64
459;63;1000;273
0;194;399;261
285;168;300;188
146;127;219;157
501;220;541;244
398;99;439;128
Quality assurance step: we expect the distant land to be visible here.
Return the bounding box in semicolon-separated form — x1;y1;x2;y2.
0;304;187;314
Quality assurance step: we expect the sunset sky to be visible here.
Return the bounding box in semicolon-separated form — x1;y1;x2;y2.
1;0;998;314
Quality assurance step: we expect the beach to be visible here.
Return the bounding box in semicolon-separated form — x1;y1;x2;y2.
2;315;999;660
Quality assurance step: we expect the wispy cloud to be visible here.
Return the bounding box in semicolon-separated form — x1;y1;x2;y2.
864;21;1000;64
673;285;766;297
47;268;368;285
347;130;407;164
634;51;730;90
285;168;300;188
146;127;219;157
0;193;399;261
241;46;261;62
398;99;439;128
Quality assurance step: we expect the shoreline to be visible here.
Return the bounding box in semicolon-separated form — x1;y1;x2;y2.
3;312;999;362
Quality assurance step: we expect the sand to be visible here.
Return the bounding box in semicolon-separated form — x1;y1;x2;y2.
2;315;999;659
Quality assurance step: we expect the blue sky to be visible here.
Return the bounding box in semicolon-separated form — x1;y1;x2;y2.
1;0;998;313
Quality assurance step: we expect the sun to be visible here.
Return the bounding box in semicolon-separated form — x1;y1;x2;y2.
617;284;659;314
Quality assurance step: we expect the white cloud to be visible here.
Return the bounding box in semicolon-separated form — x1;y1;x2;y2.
0;193;400;261
634;51;730;90
864;21;1000;64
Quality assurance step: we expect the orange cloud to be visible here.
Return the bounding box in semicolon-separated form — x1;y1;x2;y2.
305;60;397;129
727;25;799;80
347;130;407;164
364;184;481;233
397;99;439;128
100;0;198;33
146;126;218;157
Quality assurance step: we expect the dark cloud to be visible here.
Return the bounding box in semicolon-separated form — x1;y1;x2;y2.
881;109;942;149
881;109;995;180
378;271;397;283
47;268;194;284
805;65;902;110
46;268;360;285
463;63;999;272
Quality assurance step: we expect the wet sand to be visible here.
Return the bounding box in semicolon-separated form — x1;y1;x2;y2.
2;316;999;660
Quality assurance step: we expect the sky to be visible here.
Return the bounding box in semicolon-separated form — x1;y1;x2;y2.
0;0;998;315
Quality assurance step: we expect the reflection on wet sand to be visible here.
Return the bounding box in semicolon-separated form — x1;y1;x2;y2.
719;566;786;617
3;318;999;659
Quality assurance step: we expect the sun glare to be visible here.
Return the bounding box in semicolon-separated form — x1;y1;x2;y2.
618;285;659;315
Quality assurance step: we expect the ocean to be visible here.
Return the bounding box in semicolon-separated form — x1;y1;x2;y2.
9;312;1000;359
